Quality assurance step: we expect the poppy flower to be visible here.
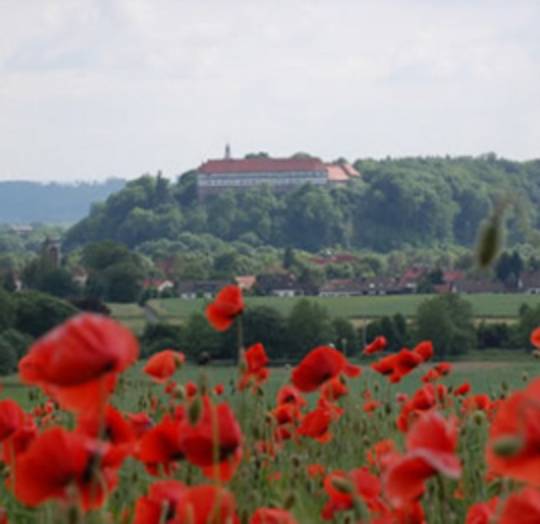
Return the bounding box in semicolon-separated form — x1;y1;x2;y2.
291;346;360;393
322;468;383;520
531;328;540;348
462;394;491;414
499;487;540;524
137;415;185;475
465;497;499;524
214;384;225;396
413;341;434;362
297;405;335;444
77;405;135;465
371;353;398;377
272;403;301;426
307;463;326;478
363;400;381;413
144;350;185;383
179;397;243;482
205;285;244;331
185;382;198;399
126;412;154;438
486;377;540;486
250;508;298;524
175;485;239;524
454;382;471;397
19;314;138;413
239;343;270;391
391;349;423;382
133;480;186;524
385;411;461;507
0;400;27;442
276;385;306;407
320;376;348;401
14;427;118;510
365;439;396;471
362;336;387;356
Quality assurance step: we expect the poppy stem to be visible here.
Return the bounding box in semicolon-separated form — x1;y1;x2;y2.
237;317;245;367
437;474;449;524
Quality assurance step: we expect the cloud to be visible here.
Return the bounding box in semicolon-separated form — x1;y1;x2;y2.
0;0;538;181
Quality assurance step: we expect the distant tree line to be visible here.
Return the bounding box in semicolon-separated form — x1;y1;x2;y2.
64;156;540;253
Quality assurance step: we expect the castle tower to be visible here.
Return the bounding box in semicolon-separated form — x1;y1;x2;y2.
225;143;231;159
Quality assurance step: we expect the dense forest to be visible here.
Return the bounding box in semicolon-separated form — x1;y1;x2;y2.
64;155;540;253
0;179;126;224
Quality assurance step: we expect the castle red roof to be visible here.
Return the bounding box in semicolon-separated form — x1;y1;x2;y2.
199;157;326;174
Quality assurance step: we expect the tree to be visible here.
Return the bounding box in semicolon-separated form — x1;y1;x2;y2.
516;303;540;350
332;317;358;356
286;299;335;358
0;288;15;332
241;306;287;359
415;294;476;358
140;322;183;358
0;335;17;375
182;313;222;360
103;263;144;303
13;291;78;338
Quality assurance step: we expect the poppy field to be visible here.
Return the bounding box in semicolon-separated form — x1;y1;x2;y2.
1;285;540;523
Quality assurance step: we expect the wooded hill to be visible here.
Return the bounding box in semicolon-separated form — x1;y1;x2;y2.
64;155;540;253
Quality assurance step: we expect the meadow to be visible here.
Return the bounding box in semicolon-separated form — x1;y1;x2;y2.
2;285;540;523
108;292;540;334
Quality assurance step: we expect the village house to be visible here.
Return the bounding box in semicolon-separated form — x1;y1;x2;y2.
176;280;229;300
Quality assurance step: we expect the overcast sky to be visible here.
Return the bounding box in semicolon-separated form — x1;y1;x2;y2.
1;1;539;182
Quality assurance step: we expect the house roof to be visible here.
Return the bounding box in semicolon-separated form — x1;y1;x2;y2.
326;163;361;182
199;157;326;174
235;275;257;290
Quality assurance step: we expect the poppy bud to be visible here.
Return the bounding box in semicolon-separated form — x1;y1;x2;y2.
330;476;354;494
473;410;486;426
384;402;392;415
291;455;301;468
522;371;529;382
188;396;202;425
492;435;524;457
501;381;509;392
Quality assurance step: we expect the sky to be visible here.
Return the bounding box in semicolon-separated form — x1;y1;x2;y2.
0;0;539;182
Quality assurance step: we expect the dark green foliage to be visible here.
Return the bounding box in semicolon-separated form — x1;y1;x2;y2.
476;322;514;350
64;157;540;254
415;294;476;358
286;299;335;358
366;313;410;351
495;250;523;285
0;328;33;359
0;335;17;375
0;288;15;332
182;313;222;360
140;322;183;358
331;317;359;356
241;306;287;359
13;291;78;338
516;303;540;350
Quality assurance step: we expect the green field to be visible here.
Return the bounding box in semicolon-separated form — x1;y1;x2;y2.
146;293;540;323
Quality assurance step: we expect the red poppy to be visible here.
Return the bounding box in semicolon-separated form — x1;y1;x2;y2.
144;350;185;383
307;463;326;478
297;405;335;444
371;353;398;377
322;468;383;520
531;327;540;348
272;403;301;426
179;397;243;482
435;362;452;376
320;376;348;401
14;427;118;510
499;487;540;524
0;400;26;442
291;346;360;393
276;385;306;407
137;415;185;475
462;394;491;414
19;314;138;413
77;404;135;464
205;285;244;331
454;382;471;397
133;480;186;524
413;341;434;362
385;411;461;507
465;497;499;524
363;336;388;356
239;343;270;391
250;508;298;524
486;377;540;486
214;383;225;396
363;400;381;413
175;485;239;524
126;412;154;438
365;439;396;472
391;349;423;382
185;381;198;399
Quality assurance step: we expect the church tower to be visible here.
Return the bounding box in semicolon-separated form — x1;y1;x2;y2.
225;143;231;159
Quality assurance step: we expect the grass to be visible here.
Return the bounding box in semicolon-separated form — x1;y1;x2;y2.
146;293;540;323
